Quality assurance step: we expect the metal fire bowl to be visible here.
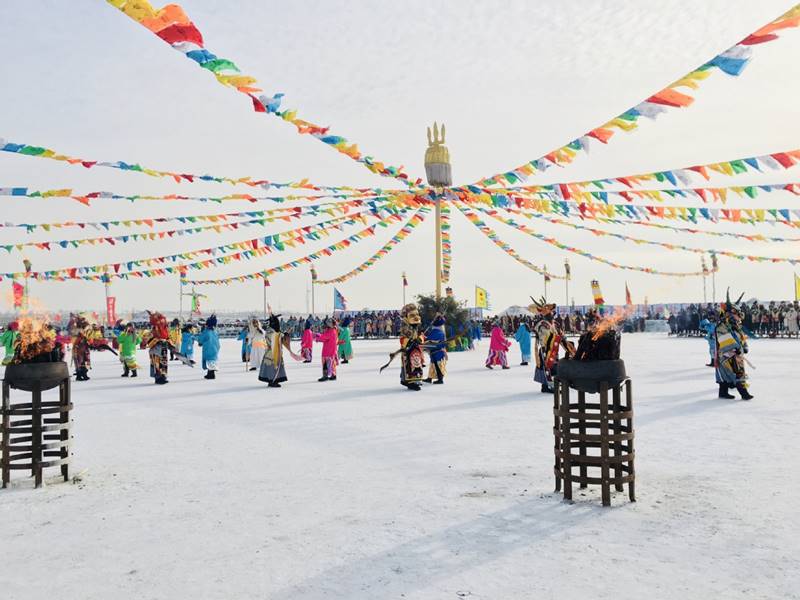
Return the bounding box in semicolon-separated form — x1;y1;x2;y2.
4;361;70;391
555;359;627;394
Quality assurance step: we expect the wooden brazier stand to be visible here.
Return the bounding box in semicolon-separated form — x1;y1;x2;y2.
553;359;635;507
2;362;72;489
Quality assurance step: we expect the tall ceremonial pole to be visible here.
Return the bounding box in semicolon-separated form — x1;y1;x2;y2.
310;265;317;315
424;122;452;299
564;259;571;311
711;252;718;304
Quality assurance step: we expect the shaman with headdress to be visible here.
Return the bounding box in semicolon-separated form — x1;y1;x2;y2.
380;304;426;390
715;290;753;400
528;296;574;393
398;303;426;390
258;314;288;387
147;311;171;384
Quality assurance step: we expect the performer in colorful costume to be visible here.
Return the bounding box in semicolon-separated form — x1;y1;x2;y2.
116;322;141;377
338;317;353;364
300;318;313;362
424;314;447;384
1;321;18;366
169;318;181;360
529;297;574;393
514;321;532;366
398;304;425;390
248;317;266;372
315;318;341;382
198;314;220;380
715;290;753;400
237;325;250;363
485;319;511;369
147;311;171;385
699;317;716;367
180;323;197;360
258;314;288;387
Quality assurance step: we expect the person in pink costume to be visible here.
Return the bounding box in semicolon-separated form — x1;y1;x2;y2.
486;319;511;369
301;318;313;363
314;318;342;381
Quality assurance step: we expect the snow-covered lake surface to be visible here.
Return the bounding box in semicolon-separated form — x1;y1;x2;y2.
2;333;798;599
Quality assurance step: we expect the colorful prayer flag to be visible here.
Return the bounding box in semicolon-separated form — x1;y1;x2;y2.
625;282;633;306
795;273;800;301
591;280;605;306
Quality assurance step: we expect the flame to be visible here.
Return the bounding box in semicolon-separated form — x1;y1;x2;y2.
591;306;634;341
14;314;57;362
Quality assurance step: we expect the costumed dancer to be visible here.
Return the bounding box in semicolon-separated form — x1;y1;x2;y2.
699;316;716;367
116;322;141;377
180;323;197;361
338;317;353;364
237;324;250;364
258;314;288;388
315;318;341;382
169;318;181;360
715;290;753;400
529;297;574;393
514;321;532;366
146;311;171;385
1;321;18;365
485;319;511;369
424;314;447;384
397;304;426;391
71;329;92;381
300;318;313;363
248;318;266;372
198;314;220;380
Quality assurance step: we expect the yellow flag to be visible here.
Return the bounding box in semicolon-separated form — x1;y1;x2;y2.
475;286;489;309
795;273;800;301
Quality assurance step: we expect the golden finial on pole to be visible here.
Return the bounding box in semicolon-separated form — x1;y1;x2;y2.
424;122;453;298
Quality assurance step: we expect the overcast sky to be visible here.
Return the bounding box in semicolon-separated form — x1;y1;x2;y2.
1;0;799;314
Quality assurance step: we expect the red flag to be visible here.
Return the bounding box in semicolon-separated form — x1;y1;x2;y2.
625;283;633;306
12;281;24;308
106;296;117;325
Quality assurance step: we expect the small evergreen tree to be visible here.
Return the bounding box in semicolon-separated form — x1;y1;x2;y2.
416;293;470;333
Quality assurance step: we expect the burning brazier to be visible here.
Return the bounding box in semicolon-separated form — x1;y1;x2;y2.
2;319;72;489
552;325;635;506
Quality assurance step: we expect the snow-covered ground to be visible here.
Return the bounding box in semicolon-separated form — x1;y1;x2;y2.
1;334;798;599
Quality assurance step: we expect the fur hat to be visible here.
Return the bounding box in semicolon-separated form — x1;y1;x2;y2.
268;314;281;332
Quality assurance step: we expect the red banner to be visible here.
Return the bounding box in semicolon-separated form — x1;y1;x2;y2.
12;281;24;308
106;296;116;325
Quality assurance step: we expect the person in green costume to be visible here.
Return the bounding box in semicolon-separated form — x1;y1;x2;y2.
116;322;142;377
1;321;19;365
337;316;353;364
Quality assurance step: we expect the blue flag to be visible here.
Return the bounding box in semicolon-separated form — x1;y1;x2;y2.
333;288;347;311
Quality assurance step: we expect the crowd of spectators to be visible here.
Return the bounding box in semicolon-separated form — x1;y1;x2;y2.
666;301;800;338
